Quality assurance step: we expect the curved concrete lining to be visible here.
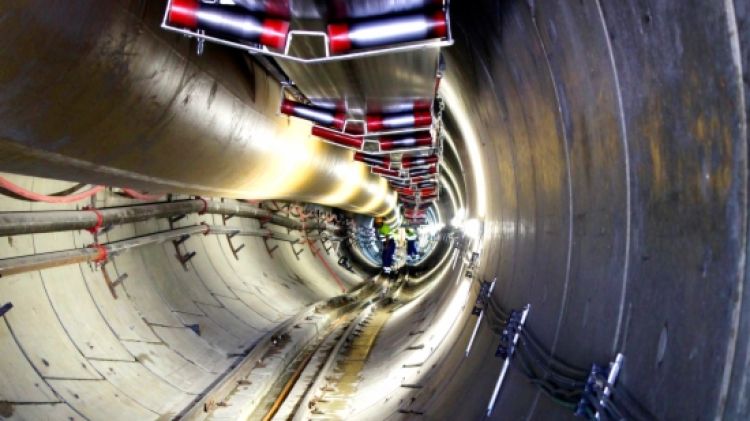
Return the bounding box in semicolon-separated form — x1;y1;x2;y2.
0;173;362;420
2;1;750;420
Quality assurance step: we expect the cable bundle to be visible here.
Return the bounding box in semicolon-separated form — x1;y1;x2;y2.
485;300;655;420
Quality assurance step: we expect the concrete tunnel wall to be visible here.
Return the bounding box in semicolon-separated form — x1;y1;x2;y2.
422;1;750;420
2;0;750;420
0;173;364;420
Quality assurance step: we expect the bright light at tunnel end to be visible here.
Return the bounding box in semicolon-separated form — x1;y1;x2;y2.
451;207;482;240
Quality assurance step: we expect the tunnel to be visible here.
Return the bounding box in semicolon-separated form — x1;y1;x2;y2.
0;0;749;420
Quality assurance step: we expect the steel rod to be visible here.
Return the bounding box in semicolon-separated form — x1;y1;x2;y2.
0;199;335;236
0;225;308;277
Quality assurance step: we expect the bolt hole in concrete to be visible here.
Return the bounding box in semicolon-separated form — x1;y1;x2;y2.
656;323;668;367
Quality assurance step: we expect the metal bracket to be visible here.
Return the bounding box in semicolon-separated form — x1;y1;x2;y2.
221;215;245;260
101;263;128;299
196;30;206;55
487;304;530;417
173;234;190;246
312;125;439;155
229;242;246;259
290;241;305;260
575;353;625;420
172;237;196;270
262;236;279;258
466;278;496;356
169;214;187;226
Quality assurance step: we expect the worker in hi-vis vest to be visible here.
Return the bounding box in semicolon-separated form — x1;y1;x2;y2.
406;228;419;261
376;220;397;275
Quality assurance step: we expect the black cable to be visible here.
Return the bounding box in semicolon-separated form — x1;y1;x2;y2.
593;385;655;421
486;301;507;318
484;308;507;328
487;298;508;318
485;303;585;391
486;300;588;378
517;337;586;386
519;328;589;378
535;381;579;410
485;302;653;420
516;347;582;397
514;344;582;405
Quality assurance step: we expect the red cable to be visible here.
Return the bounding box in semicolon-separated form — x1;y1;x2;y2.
259;214;272;224
89;244;109;264
83;206;104;234
197;197;208;215
309;241;346;293
120;188;165;201
0;176;104;203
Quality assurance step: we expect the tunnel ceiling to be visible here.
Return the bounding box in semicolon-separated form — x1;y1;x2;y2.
2;1;750;421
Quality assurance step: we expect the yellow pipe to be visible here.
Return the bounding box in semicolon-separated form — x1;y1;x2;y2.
0;1;396;219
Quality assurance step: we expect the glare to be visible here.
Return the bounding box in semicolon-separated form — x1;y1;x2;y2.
423;222;444;236
463;218;482;240
451;207;466;227
450;207;482;240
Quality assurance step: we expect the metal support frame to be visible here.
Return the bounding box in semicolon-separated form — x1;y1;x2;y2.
228;238;245;259
465;277;496;357
174;246;197;268
0;198;331;237
222;213;245;260
486;304;531;417
101;263;128;299
169;214;187;226
161;0;454;64
310;125;439;155
321;236;334;255
384;168;441;183
290;240;305;260
0;225;307;277
263;236;279;258
575;353;625;420
279;86;439;137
